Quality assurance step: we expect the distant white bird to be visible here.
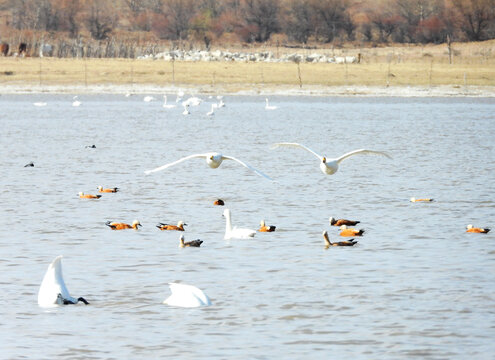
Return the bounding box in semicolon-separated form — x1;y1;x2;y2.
143;95;155;102
182;96;202;107
206;103;217;116
162;95;176;109
145;152;272;180
182;104;190;115
217;95;225;107
265;98;277;110
38;255;89;307
163;283;211;308
175;90;185;103
223;208;256;239
72;96;81;107
272;142;391;175
33;102;47;107
124;92;132;97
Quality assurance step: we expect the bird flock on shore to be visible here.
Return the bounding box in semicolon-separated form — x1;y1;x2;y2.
34;93;490;309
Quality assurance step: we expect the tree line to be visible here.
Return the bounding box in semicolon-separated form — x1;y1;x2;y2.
1;0;494;54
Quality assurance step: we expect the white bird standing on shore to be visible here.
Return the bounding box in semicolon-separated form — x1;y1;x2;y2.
163;283;211;308
145;152;272;180
38;255;89;307
223;208;256;239
272;142;391;175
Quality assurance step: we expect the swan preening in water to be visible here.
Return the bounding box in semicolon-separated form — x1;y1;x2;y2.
163;283;211;308
272;142;391;175
38;256;89;307
72;96;81;107
223;208;256;239
265;98;277;110
144;152;273;180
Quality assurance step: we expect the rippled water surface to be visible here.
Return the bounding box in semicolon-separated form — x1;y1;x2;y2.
1;94;494;359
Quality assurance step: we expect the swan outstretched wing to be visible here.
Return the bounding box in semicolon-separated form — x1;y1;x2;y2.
145;153;208;174
336;149;392;164
221;155;273;181
271;142;322;160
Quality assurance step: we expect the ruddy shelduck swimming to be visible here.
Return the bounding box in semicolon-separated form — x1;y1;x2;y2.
339;225;365;237
259;220;276;232
97;186;119;193
466;224;490;233
157;221;186;231
410;197;434;202
78;192;101;199
106;220;141;230
329;217;360;227
179;234;203;248
271;142;391;175
213;199;225;206
323;231;358;248
144;152;272;180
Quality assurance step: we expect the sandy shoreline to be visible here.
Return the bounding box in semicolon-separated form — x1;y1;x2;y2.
1;83;495;97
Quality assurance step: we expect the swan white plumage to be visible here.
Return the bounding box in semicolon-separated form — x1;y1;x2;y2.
272;142;392;175
144;152;272;180
217;95;225;107
176;90;185;103
265;98;277;110
223;208;256;239
33;102;47;107
182;104;190;115
143;95;155;102
182;96;202;107
162;95;176;109
163;283;211;308
72;96;81;107
206;103;217;116
38;255;89;307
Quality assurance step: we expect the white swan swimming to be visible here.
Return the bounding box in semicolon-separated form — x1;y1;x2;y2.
265;98;277;110
38;255;89;307
72;96;81;107
223;208;256;240
143;95;155;102
182;96;202;107
206;103;217;116
163;283;211;308
217;95;225;107
33;102;47;107
144;152;272;180
162;95;177;109
272;142;392;175
182;104;190;115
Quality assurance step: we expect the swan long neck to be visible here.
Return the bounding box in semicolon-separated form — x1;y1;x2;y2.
224;211;232;233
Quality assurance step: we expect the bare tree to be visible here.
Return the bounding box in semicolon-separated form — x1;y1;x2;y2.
160;0;196;40
451;0;495;41
285;0;314;43
241;0;280;42
86;1;116;40
311;0;348;43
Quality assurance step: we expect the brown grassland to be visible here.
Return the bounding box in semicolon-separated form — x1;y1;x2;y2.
1;40;494;93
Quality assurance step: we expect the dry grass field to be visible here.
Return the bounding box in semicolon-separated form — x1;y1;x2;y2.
1;40;494;92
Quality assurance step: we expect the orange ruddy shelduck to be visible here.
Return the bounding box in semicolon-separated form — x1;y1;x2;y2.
339;225;365;237
213;199;225;206
323;230;358;248
329;217;360;227
156;221;187;231
466;224;490;233
98;186;119;193
258;220;276;232
410;197;434;202
106;220;142;230
78;192;101;199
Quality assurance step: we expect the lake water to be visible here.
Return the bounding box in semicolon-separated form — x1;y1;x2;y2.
0;94;494;359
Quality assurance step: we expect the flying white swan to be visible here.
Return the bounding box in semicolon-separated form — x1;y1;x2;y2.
272;142;391;175
38;255;89;307
162;95;176;109
223;208;256;240
265;98;277;110
145;152;272;180
163;283;211;308
72;96;81;107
